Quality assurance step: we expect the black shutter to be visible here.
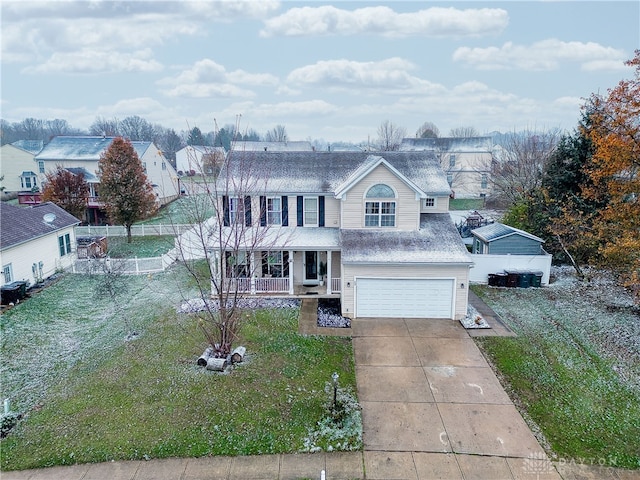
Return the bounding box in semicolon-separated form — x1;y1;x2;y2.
261;251;268;275
297;196;303;226
260;196;267;227
319;196;325;227
283;250;289;277
282;196;289;226
222;195;230;226
244;196;252;226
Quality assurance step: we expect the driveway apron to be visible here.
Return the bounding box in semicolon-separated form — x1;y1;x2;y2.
352;317;562;480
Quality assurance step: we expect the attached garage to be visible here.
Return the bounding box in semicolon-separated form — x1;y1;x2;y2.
355;277;455;318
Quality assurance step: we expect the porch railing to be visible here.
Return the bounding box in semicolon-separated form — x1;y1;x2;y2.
218;277;290;294
331;277;341;293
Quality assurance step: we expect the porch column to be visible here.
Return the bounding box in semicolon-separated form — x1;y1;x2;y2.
326;250;332;294
288;250;294;295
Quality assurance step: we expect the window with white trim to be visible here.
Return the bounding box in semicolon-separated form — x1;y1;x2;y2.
449;154;456;168
446;173;453;186
304;197;318;226
481;174;488;189
365;184;396;227
38;161;45;173
424;197;436;208
2;264;13;283
263;251;284;277
58;233;71;257
229;197;243;224
20;173;37;190
226;251;250;277
267;197;281;225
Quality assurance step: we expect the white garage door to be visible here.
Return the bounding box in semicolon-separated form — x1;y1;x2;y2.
356;278;454;318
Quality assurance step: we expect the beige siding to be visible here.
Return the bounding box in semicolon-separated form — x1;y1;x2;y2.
1;226;77;287
420;195;450;213
1;145;38;194
341;164;420;231
324;196;340;227
341;263;470;320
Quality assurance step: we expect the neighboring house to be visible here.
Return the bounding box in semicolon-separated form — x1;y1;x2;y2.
230;141;314;152
0;143;42;200
469;223;551;285
178;151;472;320
400;136;493;199
175;145;226;176
0;202;81;288
35;136;180;224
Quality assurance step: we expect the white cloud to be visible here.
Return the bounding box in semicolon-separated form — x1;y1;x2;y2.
1;0;280;72
261;5;508;38
287;58;445;95
157;59;277;98
453;39;628;71
23;49;163;74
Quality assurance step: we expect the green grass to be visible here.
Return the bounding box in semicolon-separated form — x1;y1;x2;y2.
0;270;357;471
472;285;640;469
107;235;175;258
449;198;485;210
136;194;215;225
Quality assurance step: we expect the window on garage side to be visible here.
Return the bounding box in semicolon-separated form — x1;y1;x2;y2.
365;184;396;227
2;264;13;283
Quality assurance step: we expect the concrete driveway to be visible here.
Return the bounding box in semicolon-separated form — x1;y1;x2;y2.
352;317;563;480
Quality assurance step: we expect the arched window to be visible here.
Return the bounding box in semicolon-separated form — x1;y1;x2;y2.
365;184;396;227
366;183;395;198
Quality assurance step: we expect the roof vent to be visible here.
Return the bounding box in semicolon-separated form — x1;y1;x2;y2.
43;213;56;224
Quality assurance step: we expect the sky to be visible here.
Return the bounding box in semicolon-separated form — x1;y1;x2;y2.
1;1;638;144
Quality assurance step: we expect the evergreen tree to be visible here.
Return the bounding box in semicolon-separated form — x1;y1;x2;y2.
98;137;158;242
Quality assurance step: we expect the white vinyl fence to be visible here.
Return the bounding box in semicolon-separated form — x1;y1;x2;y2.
72;253;176;275
76;224;193;237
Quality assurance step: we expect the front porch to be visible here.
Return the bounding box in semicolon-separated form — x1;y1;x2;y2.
219;276;342;297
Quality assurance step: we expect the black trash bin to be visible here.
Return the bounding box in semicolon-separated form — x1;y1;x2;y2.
488;274;498;286
505;270;520;288
518;271;531;288
496;272;508;287
1;283;21;305
531;271;543;287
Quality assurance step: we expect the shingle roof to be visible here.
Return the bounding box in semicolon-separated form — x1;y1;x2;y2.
231;141;314;152
341;214;472;264
400;136;493;153
0;202;81;250
220;151;452;196
65;167;98;182
471;222;544;243
35;136;152;161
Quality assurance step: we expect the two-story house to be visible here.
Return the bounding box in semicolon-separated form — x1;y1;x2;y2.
400;136;493;199
35;136;180;224
0;142;44;202
178;151;472;320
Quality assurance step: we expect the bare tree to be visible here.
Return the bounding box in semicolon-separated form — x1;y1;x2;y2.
377;120;406;151
416;121;440;139
489;128;561;205
174;126;291;358
264;124;288;143
90;116;120;136
448;126;480;138
120;115;156;141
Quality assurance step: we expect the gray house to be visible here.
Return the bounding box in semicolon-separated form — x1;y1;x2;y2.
471;223;545;255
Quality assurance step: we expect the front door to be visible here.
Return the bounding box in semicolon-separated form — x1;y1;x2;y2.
304;251;318;283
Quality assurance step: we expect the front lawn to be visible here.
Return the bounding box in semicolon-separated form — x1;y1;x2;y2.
472;270;640;469
0;269;357;471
